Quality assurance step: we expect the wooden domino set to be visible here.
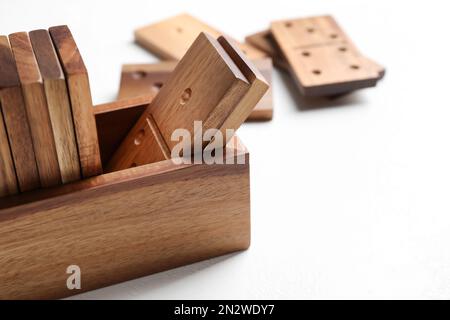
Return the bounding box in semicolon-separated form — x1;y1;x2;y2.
0;13;383;299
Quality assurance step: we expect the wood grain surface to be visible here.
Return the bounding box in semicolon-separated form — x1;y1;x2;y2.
0;105;18;197
0;35;40;192
107;33;268;172
270;15;384;96
29;29;81;184
135;13;266;60
214;36;269;131
118;58;273;121
9;32;61;187
49;25;102;178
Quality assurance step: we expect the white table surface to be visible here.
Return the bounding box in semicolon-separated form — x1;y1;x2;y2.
2;0;450;299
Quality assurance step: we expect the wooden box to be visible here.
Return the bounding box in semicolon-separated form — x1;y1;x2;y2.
0;98;250;299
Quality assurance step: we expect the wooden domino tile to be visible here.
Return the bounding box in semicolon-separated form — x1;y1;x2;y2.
9;32;62;187
49;25;102;178
0;35;40;192
118;58;273;121
270;15;384;96
94;95;153;165
107;33;268;172
29;29;81;184
118;61;175;101
248;58;273;121
0;37;20;197
248;29;385;79
135;13;267;61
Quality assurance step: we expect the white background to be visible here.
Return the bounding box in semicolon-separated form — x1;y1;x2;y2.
2;0;450;299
